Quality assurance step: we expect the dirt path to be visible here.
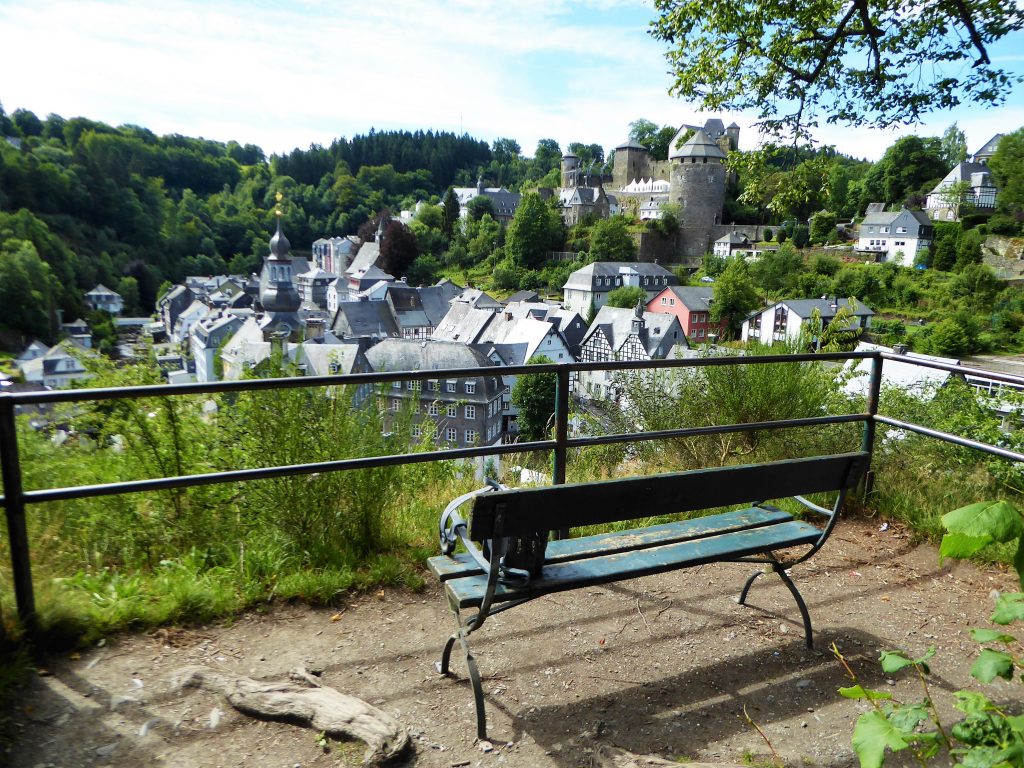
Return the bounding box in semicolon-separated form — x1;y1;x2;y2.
5;519;1018;768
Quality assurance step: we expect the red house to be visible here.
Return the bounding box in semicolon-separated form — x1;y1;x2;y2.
646;285;727;343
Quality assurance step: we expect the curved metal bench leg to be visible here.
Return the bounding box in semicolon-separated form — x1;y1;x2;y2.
435;631;458;675
457;628;488;740
773;563;813;649
737;568;764;605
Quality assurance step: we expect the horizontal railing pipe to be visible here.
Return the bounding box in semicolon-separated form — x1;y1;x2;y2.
873;415;1024;463
566;413;868;449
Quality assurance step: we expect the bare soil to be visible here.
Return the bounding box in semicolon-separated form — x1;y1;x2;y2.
5;518;1019;768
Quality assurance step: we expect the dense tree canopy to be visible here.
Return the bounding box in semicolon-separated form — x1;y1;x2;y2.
651;0;1023;138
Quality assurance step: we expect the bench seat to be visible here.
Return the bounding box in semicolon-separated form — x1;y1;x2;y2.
430;508;820;610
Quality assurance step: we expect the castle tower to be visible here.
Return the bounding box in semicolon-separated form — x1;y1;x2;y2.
611;139;651;190
561;152;580;188
668;128;727;257
725;122;741;152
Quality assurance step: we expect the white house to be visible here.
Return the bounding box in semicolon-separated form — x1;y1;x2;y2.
855;208;933;266
741;297;874;345
925;162;998;221
84;284;124;315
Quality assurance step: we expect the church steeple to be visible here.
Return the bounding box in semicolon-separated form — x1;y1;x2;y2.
259;192;301;317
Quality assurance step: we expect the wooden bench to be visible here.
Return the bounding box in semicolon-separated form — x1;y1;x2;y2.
427;451;869;740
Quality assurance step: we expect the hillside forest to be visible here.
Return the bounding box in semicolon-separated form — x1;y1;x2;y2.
1;104;1024;358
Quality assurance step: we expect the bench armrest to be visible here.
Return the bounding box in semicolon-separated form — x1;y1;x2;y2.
439;481;533;588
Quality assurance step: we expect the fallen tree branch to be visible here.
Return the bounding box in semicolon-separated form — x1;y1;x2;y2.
174;665;410;765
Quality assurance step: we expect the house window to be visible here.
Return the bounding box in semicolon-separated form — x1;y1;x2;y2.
446;427;457;442
392;381;401;389
669;298;675;306
446;381;456;393
465;429;477;444
465;405;476;419
414;401;421;414
428;402;439;416
466;382;476;394
391;399;400;411
881;227;890;233
447;404;457;417
896;226;907;233
427;380;438;391
411;425;422;438
406;381;415;390
661;297;667;305
503;400;509;411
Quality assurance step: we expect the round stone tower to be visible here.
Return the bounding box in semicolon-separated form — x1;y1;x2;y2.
561;152;580;188
668;128;727;257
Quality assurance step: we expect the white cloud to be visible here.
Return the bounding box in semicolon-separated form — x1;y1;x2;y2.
0;0;1019;162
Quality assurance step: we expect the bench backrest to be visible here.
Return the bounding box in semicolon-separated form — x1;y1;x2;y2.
469;452;869;541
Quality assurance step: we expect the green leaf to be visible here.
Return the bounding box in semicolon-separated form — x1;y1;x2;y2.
940;532;994;563
880;650;915;674
969;628;1017;644
970;649;1015;683
1014;537;1024;590
839;685;893;701
1005;715;1024;734
887;702;931;733
942;501;1024;543
954;690;996;715
991;593;1024;625
852;710;910;768
913;647;936;668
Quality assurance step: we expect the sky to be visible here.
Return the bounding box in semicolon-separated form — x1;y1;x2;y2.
1;0;1022;163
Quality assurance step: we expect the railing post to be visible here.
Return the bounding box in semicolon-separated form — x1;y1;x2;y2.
0;395;37;637
860;353;883;496
553;365;570;539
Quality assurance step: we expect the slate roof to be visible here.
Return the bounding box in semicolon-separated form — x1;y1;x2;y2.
670;128;727;161
660;285;715;311
296;339;368;377
582;305;686;359
346;241;380;277
331;300;400;339
747;298;874;324
860;208;932;228
929;162;994;194
563;261;677;292
716;231;750;245
504;290;541;304
365;339;503;397
615;139;648;151
972;134;1003;161
453;287;503;311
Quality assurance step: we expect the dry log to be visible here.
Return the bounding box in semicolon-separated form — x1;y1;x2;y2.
174;665;409;764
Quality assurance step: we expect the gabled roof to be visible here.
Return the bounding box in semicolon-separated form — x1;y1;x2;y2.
453;287;502;311
972;134;1003;160
861;208;931;227
331;300;400;339
658;285;715;311
346;241;380;276
749;297;874;323
716;231;749;245
86;283;120;297
929;162;994;194
582;305;686;359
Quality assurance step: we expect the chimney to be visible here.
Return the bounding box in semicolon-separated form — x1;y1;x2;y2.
893;343;908;355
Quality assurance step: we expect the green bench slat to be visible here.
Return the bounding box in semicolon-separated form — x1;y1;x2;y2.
444;520;821;609
427;506;794;582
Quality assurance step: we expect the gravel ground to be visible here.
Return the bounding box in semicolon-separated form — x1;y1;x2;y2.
6;517;1018;768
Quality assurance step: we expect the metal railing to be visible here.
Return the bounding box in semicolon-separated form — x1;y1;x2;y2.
5;349;1024;637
